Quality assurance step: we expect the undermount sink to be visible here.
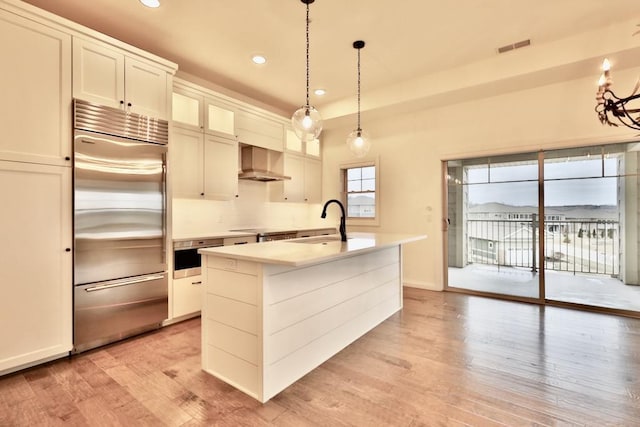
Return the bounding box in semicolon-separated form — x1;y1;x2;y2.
290;236;348;244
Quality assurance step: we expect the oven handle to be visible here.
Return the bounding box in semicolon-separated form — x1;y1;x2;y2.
85;274;166;292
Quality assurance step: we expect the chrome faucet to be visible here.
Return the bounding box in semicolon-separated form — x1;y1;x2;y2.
321;199;347;242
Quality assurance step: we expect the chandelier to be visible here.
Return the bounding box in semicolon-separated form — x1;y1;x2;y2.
291;0;322;142
596;25;640;130
595;58;640;131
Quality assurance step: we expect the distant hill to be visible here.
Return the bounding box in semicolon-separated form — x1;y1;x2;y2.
468;202;617;220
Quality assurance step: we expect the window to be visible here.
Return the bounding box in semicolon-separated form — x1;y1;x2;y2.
344;165;376;219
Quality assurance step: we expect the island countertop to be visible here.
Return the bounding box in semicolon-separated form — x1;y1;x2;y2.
198;232;426;267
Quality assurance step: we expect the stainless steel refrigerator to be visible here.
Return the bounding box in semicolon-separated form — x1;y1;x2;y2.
72;99;168;353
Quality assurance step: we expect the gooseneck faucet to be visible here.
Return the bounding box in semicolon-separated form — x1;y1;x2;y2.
321;199;347;242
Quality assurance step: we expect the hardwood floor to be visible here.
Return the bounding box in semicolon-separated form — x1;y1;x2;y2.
1;288;639;426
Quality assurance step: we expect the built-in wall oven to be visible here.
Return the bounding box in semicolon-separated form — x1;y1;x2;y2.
173;238;223;279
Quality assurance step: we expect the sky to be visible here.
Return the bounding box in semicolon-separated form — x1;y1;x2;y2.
465;158;619;206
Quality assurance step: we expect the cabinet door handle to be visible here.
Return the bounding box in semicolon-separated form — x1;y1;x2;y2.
127;102;132;107
120;100;124;105
65;248;71;252
191;281;202;285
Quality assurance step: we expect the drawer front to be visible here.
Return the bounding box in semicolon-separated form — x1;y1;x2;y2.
173;275;203;317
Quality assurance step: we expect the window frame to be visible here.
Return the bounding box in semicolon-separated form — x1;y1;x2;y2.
340;158;380;226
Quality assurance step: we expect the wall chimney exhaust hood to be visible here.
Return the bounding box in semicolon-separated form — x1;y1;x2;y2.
238;145;291;182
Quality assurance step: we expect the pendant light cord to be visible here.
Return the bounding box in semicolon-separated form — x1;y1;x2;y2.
357;45;361;132
305;2;310;108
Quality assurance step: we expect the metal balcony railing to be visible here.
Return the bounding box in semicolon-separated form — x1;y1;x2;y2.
466;218;619;276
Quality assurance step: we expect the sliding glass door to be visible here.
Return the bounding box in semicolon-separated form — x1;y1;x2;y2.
544;145;640;312
445;142;640;315
446;153;540;299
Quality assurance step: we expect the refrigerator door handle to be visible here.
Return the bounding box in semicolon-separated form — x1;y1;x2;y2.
85;274;166;292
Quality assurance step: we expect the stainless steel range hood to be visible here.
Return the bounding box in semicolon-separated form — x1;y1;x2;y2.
238;145;291;182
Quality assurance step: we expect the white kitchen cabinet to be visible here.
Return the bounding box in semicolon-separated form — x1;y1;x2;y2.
171;235;255;319
171;127;203;198
279;127;321;203
172;275;203;319
304;157;322;203
236;109;284;152
172;86;237;140
223;236;257;245
204;134;239;200
172;87;204;129
206;99;236;139
271;153;322;203
172;127;238;200
284;128;320;158
0;9;72;166
0;160;72;375
73;37;170;119
277;152;305;202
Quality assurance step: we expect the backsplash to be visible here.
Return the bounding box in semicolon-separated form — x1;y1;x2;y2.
172;180;328;235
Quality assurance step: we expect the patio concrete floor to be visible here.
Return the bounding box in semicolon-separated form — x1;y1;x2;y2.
448;264;640;312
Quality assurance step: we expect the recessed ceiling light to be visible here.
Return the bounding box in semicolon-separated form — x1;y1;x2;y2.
251;55;267;65
314;89;326;96
140;0;160;8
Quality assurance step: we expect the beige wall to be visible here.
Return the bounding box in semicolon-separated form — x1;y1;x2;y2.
321;67;639;290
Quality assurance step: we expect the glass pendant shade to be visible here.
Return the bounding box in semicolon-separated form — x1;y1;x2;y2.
346;129;371;158
292;105;322;142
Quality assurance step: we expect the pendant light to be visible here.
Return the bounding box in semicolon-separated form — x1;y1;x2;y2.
346;40;371;158
291;0;323;142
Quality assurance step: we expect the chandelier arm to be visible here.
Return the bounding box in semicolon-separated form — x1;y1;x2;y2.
613;106;640;130
602;90;640;129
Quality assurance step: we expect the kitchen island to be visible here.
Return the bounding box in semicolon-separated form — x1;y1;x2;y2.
198;232;426;403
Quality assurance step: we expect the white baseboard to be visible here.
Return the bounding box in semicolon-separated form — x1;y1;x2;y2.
403;279;443;291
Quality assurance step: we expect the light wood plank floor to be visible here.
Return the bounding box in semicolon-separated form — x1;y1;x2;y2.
1;288;639;426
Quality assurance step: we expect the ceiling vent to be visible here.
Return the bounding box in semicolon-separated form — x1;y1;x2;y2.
497;39;531;54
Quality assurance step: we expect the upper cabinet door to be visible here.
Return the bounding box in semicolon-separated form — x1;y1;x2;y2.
172;87;204;130
72;38;124;110
73;38;169;119
0;10;72;167
205;98;236;139
124;56;168;119
171;127;205;199
304;157;322;203
306;138;321;158
284;128;303;153
203;135;238;200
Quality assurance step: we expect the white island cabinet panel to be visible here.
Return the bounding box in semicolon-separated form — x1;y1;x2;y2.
200;233;426;403
0;10;71;166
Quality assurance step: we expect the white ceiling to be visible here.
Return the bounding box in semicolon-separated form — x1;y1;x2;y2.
20;0;640;120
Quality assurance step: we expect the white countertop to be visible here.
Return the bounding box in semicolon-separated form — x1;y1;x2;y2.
199;232;427;267
172;227;336;242
172;231;258;242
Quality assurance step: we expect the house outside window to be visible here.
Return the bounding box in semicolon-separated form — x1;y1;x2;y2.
340;160;379;226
